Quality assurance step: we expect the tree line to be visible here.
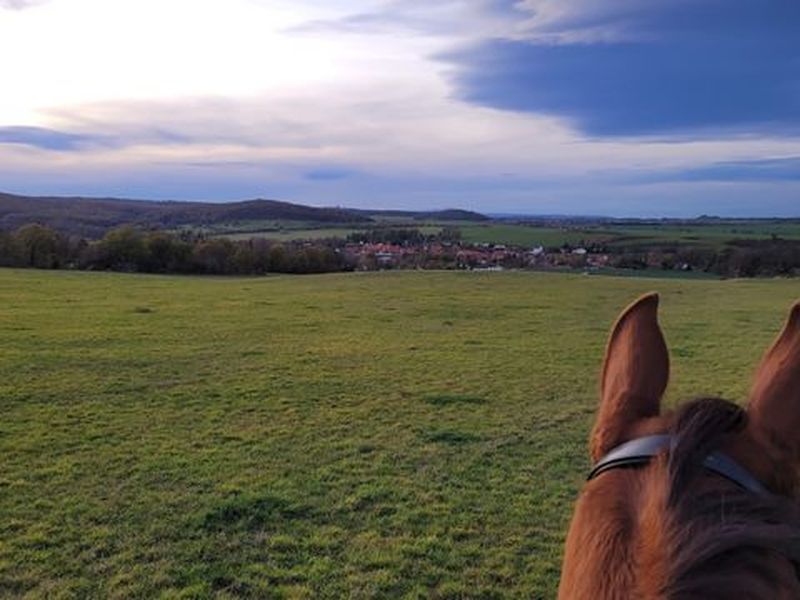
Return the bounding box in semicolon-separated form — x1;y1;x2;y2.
1;222;798;277
0;224;348;274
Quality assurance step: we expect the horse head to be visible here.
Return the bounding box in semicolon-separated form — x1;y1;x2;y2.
559;294;800;599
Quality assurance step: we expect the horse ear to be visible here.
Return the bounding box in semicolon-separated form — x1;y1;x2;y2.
591;293;670;461
746;301;800;470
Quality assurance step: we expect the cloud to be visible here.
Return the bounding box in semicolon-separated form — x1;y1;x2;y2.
0;126;101;150
183;160;266;169
0;124;190;151
291;0;520;39
644;156;800;183
509;0;799;43
442;0;800;138
12;88;800;191
0;0;49;9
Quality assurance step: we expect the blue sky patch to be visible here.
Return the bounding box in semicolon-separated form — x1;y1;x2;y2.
304;167;355;181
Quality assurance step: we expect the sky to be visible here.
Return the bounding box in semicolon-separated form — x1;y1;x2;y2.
1;0;799;216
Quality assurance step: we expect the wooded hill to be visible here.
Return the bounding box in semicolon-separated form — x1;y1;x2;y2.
0;192;488;238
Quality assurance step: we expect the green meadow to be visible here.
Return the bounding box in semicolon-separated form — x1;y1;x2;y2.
179;218;800;249
604;222;800;249
458;221;800;249
458;225;611;248
1;269;798;598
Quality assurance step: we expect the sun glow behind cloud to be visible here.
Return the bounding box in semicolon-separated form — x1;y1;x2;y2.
1;0;799;216
1;0;372;120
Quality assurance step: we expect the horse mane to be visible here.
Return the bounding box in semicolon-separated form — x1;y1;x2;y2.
647;398;800;598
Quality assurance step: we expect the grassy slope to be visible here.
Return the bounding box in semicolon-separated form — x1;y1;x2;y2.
1;269;798;598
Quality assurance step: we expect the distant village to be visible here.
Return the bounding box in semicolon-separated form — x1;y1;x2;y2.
339;240;614;272
332;226;798;277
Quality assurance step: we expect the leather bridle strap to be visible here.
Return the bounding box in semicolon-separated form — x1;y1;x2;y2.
588;434;769;496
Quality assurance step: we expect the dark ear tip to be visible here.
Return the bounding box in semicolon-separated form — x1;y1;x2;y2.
620;292;660;321
639;292;660;306
790;301;800;326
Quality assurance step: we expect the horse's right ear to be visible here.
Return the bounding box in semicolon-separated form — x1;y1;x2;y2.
590;293;670;461
746;301;800;476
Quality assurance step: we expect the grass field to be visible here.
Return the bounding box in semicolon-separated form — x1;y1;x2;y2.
458;225;612;248
459;222;800;249
606;222;800;248
180;219;800;248
2;269;798;598
216;226;444;242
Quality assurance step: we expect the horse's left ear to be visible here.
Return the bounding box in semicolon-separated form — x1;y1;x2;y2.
746;301;800;472
591;293;670;461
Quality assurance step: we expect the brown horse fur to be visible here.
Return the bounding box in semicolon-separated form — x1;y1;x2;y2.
559;294;800;599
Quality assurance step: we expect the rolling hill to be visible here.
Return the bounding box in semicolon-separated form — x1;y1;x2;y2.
0;192;488;238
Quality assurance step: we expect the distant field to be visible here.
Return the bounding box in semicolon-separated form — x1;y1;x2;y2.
215;225;444;241
460;221;800;249
459;224;613;247
176;220;329;238
2;269;798;597
605;222;800;247
176;219;800;248
219;227;366;241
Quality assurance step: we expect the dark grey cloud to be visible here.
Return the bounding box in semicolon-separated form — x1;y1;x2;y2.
442;0;800;138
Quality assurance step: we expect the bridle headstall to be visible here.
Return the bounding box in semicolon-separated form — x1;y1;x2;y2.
587;434;769;496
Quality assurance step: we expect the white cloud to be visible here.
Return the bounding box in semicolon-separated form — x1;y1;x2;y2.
16;82;800;182
0;0;378;122
0;0;50;10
